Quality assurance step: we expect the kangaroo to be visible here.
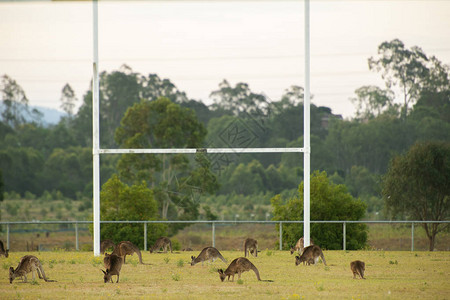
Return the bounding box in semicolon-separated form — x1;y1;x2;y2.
149;237;172;253
243;238;258;258
290;237;314;255
9;255;56;284
102;254;123;283
295;245;327;266
191;247;227;266
100;239;116;254
0;240;9;258
218;257;260;282
112;241;146;264
350;260;365;279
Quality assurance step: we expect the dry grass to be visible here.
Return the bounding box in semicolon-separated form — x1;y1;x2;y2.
0;250;449;299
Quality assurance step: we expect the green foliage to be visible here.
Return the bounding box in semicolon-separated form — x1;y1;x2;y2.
0;169;4;202
271;171;368;250
382;141;450;250
100;175;166;248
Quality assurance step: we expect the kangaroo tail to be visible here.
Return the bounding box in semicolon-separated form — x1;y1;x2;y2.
251;265;262;281
137;249;145;264
219;254;227;263
320;252;327;266
39;264;56;282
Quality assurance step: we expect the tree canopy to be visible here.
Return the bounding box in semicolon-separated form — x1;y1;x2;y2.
271;171;367;250
382;141;450;250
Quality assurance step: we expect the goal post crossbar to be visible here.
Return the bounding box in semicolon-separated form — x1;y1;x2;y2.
97;148;306;155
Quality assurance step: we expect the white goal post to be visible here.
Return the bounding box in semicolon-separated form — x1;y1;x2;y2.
91;0;311;256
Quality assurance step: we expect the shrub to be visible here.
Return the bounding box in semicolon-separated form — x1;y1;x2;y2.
271;171;367;250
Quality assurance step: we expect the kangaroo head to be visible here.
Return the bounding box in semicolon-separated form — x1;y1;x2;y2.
190;256;196;266
217;269;226;282
102;269;111;283
9;267;15;284
290;247;295;255
295;255;302;266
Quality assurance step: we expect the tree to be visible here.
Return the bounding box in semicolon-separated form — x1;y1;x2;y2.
115;97;218;220
369;39;449;119
350;85;396;120
271;171;367;250
382;141;450;251
100;175;166;248
210;79;268;116
140;73;188;103
0;168;4;202
60;83;78;117
0;75;40;128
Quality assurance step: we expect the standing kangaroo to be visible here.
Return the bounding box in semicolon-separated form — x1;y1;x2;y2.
290;237;314;255
243;238;258;258
9;255;56;284
0;240;9;258
100;239;116;254
112;241;146;264
102;254;123;283
149;237;172;253
191;247;227;266
350;260;365;279
295;245;327;266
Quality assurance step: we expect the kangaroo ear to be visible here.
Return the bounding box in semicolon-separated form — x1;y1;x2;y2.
191;256;195;260
101;270;106;274
295;256;300;259
218;269;223;274
9;267;14;273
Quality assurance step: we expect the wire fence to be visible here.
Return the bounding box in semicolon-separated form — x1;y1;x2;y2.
1;220;449;252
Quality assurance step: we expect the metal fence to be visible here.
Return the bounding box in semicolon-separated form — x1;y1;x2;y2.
1;220;449;252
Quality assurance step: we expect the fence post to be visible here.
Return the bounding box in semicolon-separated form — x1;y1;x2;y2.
212;222;215;248
144;222;147;251
7;223;10;250
279;222;283;251
343;222;346;251
75;222;79;251
411;222;414;252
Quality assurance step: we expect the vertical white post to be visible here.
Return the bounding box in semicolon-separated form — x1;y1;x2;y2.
303;0;311;248
92;0;101;256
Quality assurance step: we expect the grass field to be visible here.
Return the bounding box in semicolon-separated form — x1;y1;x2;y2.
0;250;449;299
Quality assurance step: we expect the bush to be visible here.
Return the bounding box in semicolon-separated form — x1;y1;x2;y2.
271;171;368;250
98;175;166;249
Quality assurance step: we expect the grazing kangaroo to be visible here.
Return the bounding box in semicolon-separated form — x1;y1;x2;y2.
218;257;273;282
0;240;9;258
102;254;123;283
100;239;116;254
350;260;365;279
243;238;258;258
9;255;56;284
295;245;327;266
149;237;172;253
112;241;146;264
191;247;227;266
290;237;314;255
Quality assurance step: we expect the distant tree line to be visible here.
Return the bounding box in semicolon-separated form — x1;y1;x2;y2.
0;39;449;248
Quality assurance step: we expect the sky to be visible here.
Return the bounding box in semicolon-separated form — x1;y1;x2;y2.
0;0;449;119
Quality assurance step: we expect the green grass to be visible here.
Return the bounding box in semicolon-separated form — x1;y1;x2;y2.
0;250;449;299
